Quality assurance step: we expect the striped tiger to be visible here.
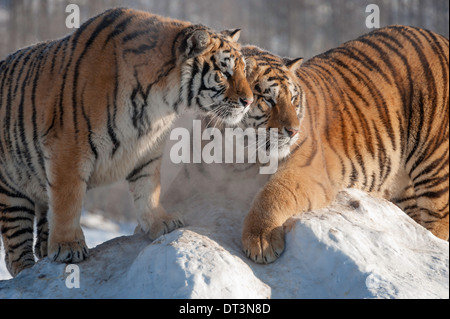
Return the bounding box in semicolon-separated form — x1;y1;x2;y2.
239;26;449;264
0;7;253;276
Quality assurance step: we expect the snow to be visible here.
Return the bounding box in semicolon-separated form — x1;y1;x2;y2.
0;212;134;282
0;121;448;298
0;182;448;298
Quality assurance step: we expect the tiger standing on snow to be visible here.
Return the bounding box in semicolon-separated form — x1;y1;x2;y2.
235;26;448;264
0;8;253;276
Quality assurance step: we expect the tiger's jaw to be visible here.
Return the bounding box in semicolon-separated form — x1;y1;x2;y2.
222;104;252;125
277;143;292;160
279;136;299;159
208;103;251;126
267;131;300;160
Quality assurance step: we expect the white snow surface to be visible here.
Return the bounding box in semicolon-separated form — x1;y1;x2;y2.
0;120;448;298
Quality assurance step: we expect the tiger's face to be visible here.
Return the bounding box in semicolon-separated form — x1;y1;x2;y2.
181;28;254;125
240;46;304;160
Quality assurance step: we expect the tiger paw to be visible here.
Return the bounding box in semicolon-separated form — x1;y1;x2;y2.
137;214;185;240
5;251;35;277
35;236;48;259
242;216;285;264
48;239;89;263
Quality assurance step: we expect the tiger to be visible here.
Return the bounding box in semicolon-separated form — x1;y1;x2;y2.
237;25;448;264
0;7;253;276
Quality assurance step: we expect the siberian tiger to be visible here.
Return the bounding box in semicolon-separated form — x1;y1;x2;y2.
239;25;449;264
0;7;253;276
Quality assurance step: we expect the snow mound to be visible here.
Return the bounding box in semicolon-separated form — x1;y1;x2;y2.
280;190;449;299
0;189;447;299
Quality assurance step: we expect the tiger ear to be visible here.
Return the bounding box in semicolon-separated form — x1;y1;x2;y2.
186;29;211;58
221;29;241;42
283;57;304;72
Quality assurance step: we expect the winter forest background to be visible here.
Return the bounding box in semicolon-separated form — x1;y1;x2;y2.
1;0;449;61
0;0;449;222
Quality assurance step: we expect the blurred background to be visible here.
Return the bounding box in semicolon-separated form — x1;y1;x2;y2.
0;0;448;223
1;0;449;61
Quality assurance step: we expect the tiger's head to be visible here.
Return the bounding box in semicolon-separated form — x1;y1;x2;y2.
239;45;304;160
178;27;254;125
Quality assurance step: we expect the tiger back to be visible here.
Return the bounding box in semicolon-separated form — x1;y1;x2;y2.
0;8;253;276
239;26;448;264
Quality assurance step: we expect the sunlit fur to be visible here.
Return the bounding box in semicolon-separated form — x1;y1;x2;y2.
0;8;253;276
203;46;303;163
238;46;304;160
240;26;449;264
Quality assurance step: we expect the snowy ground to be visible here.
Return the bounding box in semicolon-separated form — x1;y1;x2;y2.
0;212;135;281
0;117;448;298
0;177;448;298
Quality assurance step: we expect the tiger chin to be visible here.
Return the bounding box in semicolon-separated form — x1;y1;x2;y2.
0;8;253;276
239;26;449;264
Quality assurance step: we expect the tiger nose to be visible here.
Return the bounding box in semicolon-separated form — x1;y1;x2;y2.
284;127;299;138
239;97;253;107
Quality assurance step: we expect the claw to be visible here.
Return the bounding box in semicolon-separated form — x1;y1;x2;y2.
53;246;61;261
242;225;285;264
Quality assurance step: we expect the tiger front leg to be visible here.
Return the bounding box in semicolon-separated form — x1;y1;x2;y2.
45;148;89;264
47;182;88;263
34;203;49;259
242;167;335;264
128;156;184;240
242;199;286;264
242;179;294;264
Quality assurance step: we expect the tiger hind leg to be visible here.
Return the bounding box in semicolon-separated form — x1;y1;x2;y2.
413;182;449;241
0;196;36;277
128;155;184;240
407;152;449;240
34;203;49;259
391;178;421;223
